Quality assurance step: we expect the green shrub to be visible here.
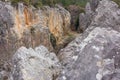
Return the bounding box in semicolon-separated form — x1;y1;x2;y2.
10;0;89;8
11;0;30;5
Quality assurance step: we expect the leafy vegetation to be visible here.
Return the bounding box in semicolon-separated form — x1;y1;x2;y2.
10;0;88;8
11;0;30;5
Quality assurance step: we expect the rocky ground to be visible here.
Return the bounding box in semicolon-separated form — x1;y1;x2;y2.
0;0;120;80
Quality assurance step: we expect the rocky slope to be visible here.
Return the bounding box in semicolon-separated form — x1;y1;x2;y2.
1;0;120;80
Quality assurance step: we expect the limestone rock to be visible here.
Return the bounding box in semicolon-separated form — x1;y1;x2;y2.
78;2;95;32
39;5;71;44
57;27;120;80
78;13;86;31
79;0;120;32
67;5;81;30
89;0;101;11
0;1;71;64
57;1;120;79
11;45;61;80
90;0;120;32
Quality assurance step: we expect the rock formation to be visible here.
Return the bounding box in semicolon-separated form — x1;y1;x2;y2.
78;2;94;32
0;1;71;64
78;0;120;32
57;27;120;80
0;45;61;80
12;45;61;80
57;0;120;80
67;5;81;31
39;5;71;44
90;0;120;32
1;0;120;80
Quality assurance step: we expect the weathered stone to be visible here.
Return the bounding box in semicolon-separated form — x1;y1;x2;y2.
39;5;71;44
57;27;120;80
0;1;71;64
67;5;81;30
11;45;61;80
79;0;120;32
78;2;95;32
90;0;120;32
66;1;120;79
89;0;101;11
78;13;86;31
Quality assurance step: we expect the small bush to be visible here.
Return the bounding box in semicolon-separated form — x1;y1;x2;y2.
11;0;30;5
10;0;89;8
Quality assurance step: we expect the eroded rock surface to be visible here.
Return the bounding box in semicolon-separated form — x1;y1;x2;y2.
0;45;61;80
78;2;94;32
1;0;120;80
39;5;71;44
79;0;120;32
90;0;120;32
0;1;71;64
57;0;120;80
57;27;120;80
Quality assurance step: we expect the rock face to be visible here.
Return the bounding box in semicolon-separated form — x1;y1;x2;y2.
57;27;120;80
1;0;120;80
78;2;94;32
79;0;120;32
57;0;120;80
3;45;61;80
89;0;101;11
39;5;71;44
78;2;95;32
0;1;71;64
90;0;120;32
67;5;81;30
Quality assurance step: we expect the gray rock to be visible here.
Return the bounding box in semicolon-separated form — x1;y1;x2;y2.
78;13;87;31
90;0;120;32
57;27;120;80
89;0;101;11
79;0;120;32
78;2;95;32
11;45;61;80
69;1;120;79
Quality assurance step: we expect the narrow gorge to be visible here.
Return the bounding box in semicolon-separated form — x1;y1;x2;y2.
0;0;120;80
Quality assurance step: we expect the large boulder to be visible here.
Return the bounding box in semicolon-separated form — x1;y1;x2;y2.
57;27;120;80
57;1;120;79
1;45;61;80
